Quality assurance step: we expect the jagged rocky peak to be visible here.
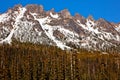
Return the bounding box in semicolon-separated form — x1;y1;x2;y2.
4;4;23;15
97;18;106;23
87;15;94;21
60;9;71;18
13;4;23;11
74;13;83;19
26;4;44;13
50;8;55;13
46;8;55;16
96;18;117;33
74;13;86;24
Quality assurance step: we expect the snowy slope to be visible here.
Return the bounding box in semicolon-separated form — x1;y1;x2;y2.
0;7;26;44
0;4;120;51
31;13;71;50
0;13;10;23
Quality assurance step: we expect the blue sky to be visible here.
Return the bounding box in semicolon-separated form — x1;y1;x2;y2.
0;0;120;23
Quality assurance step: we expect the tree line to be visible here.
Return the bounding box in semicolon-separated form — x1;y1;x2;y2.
0;42;120;80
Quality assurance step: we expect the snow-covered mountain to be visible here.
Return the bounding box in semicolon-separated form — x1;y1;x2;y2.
0;4;120;51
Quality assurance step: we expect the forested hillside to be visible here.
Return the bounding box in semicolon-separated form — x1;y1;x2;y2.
0;42;120;80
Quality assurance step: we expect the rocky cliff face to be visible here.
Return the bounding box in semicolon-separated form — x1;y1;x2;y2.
0;4;120;51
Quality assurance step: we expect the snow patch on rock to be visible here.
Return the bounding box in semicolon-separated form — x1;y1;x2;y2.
50;12;59;19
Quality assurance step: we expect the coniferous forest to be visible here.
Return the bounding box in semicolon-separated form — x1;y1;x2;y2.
0;41;120;80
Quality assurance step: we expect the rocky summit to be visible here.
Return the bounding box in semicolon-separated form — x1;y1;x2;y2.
0;4;120;51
